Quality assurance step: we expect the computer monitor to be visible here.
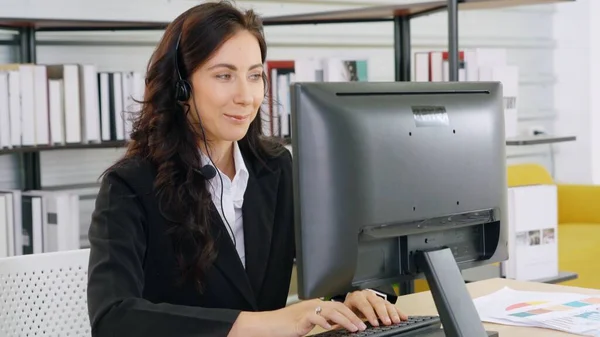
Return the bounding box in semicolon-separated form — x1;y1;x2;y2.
290;81;508;336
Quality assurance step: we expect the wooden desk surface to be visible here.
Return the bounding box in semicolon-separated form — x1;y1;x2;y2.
310;278;600;336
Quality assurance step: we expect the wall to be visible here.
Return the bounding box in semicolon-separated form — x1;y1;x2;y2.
592;1;600;185
553;0;600;185
0;0;562;191
552;0;591;184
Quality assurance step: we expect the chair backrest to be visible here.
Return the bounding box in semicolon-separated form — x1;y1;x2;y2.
507;163;554;187
0;249;91;337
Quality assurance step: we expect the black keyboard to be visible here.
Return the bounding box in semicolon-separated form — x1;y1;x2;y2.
312;315;441;336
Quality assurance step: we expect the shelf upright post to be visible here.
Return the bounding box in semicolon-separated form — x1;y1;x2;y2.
393;15;411;81
448;0;459;81
18;26;42;191
394;13;413;294
19;27;36;63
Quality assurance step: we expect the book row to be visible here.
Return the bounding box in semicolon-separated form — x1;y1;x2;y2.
0;63;144;149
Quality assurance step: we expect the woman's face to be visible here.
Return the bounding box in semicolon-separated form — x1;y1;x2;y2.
188;29;264;143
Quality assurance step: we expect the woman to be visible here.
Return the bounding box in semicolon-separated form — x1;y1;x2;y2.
86;1;406;336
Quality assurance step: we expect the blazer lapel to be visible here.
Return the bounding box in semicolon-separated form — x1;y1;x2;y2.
242;162;281;299
210;204;258;310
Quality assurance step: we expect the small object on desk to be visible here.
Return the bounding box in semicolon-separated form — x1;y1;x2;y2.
474;286;600;336
505;135;576;146
311;315;441;336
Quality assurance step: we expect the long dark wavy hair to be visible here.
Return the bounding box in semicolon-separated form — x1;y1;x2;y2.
105;0;284;291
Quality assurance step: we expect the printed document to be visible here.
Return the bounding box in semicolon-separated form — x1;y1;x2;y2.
474;287;600;336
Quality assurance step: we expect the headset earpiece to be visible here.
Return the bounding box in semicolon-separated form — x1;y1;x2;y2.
174;30;190;103
175;79;191;102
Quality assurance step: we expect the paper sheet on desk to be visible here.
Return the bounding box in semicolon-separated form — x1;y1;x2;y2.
473;287;600;336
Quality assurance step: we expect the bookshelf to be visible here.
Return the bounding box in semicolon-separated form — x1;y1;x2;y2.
264;0;575;81
0;0;574;190
1;22;165;190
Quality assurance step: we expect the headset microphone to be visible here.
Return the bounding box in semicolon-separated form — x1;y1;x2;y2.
194;165;217;179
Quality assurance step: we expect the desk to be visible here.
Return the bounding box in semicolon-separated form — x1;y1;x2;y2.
309;278;600;336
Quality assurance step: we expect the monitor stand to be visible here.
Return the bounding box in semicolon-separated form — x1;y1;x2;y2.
414;247;499;337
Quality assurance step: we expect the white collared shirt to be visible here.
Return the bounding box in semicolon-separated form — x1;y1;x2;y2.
201;142;249;268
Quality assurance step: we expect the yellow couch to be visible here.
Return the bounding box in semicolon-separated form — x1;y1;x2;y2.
411;163;600;293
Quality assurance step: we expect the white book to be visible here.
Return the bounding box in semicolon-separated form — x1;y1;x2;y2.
414;52;430;82
0;65;25;147
48;192;77;252
111;72;125;141
22;191;79;253
464;50;479;81
79;64;101;143
48;79;65;145
429;52;444;82
321;57;367;82
2;193;14;257
293;58;323;82
277;73;290;137
0;72;10;148
33;65;50;146
19;64;36;146
0;190;22;256
44;185;97;249
20;195;43;255
98;73;111;141
463;48;508;83
31;197;43;254
7;70;21;147
0;195;8;258
47;64;81;144
22;193;45;254
472;48;507;69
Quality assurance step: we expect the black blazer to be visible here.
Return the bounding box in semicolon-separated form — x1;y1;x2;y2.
86;146;295;337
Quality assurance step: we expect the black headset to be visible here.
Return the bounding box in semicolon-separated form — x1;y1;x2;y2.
173;29;237;248
174;30;192;103
174;29;217;180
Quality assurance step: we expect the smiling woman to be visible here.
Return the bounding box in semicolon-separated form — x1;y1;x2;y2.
85;1;405;337
187;30;266;168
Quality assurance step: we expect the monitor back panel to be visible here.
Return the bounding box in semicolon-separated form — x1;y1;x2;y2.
290;82;508;299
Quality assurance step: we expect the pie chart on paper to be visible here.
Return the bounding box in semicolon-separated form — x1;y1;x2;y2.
506;301;548;311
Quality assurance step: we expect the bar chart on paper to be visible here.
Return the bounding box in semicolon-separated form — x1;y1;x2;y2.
474;287;600;336
576;311;600;321
508;297;600;317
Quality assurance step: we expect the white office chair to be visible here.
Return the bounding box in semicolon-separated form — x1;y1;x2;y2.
0;249;92;337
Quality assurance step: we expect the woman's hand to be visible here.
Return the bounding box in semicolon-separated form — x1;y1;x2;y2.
265;299;367;337
343;290;408;327
229;291;406;337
